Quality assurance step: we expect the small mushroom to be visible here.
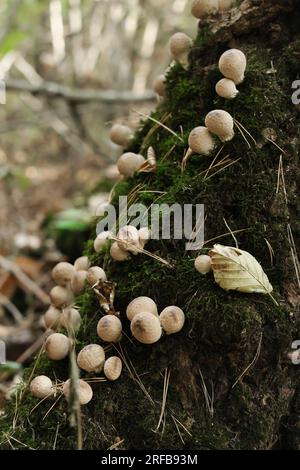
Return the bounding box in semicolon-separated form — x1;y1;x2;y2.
131;312;162;344
44;305;61;330
30;375;54;399
153;74;167;98
218;49;247;85
94;231;112;253
74;256;90;271
216;78;239;99
97;315;122;343
63;379;93;405
169;32;192;68
191;0;219;18
60;307;81;331
189;126;215;156
159;306;185;334
71;270;87;295
77;344;105;373
117;152;145;177
49;285;74;308
86;266;107;286
109;124;133;147
194;254;212;274
117;225;140;254
126;296;158;321
205;109;234;142
104;356;122;381
45;333;70;360
52;262;75;287
110;242;130;261
218;0;234;11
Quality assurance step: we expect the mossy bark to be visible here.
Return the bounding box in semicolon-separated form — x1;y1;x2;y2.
1;0;300;450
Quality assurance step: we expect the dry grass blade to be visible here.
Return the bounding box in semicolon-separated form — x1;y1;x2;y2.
110;235;172;267
155;368;171;432
203;228;249;246
171;416;185;445
135;110;184;142
276;155;288;204
140;112;172;151
265;137;285;154
107;439;125;450
234;118;257;146
202;145;225;179
205;158;241;180
198;368;214;417
234;120;251;149
287;224;300;288
52;423;60;450
232;333;263;389
42;393;63;420
223;217;239;249
264;238;274;266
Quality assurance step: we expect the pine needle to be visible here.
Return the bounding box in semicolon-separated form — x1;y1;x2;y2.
155;368;171;432
135;110;184;142
232;333;263;389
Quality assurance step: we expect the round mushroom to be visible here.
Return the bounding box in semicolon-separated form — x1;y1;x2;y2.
169;32;192;68
188;126;215;156
126;296;158;321
60;307;81;331
74;256;90;271
77;344;105;373
30;375;54;399
205;109;234;142
49;285;73;308
117;225;140;254
159;306;185;335
43;305;61;330
52;262;75;287
109;124;133;148
131;312;162;344
86;266;107;286
97;315;122;343
94;231;112;253
104;356;122;381
194;254;212;274
117;152;145;177
191;0;219;18
218;49;247;85
45;333;70;360
63;379;93;405
153;74;166;98
216;78;239;99
71;270;87;295
110;242;130;261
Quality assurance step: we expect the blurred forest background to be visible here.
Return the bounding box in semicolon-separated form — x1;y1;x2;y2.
0;0;195;402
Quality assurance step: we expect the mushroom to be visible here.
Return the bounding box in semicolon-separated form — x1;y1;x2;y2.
71;270;87;295
109;124;133;147
194;254;212;274
126;296;158;321
60;307;81;331
117;152;145;177
77;344;105;373
43;305;61;330
153;74;167;98
86;266;107;286
110;242;130;261
218;0;234;11
63;379;93;405
52;262;75;287
49;285;73;308
97;315;122;343
30;375;54;399
191;0;219;18
189;126;215;156
117;225;140;254
45;333;70;360
138;227;151;248
159;306;185;335
218;49;247;85
74;256;90;271
130;312;162;344
94;231;112;253
205;110;234;142
216;78;239;99
104;356;122;381
169;32;192;68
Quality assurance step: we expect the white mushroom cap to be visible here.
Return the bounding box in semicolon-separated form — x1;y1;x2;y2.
110;242;130;261
52;262;75;287
44;305;61;330
49;285;74;308
216;78;239;99
60;307;81;331
218;0;234;11
97;315;122;343
153;74;166;97
104;356;122;381
169;33;192;67
188;126;215;156
45;333;70;360
30;375;54;399
109;124;133;147
71;270;87;295
218;49;247;85
74;256;90;271
117;225;140;254
126;296;158;321
86;266;107;286
138;227;151;247
117;153;145;177
159;306;185;335
130;312;162;344
94;231;112;253
77;344;105;373
194;254;212;274
191;0;219;18
205;109;234;142
63;379;93;405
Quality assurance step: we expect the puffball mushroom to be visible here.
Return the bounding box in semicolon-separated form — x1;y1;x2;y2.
74;256;90;271
153;74;166;98
104;356;122;381
77;344;105;373
191;0;219;18
188;126;215;156
194;254;212;274
169;32;192;68
126;296;158;321
86;266;107;286
117;152;145;178
159;306;185;335
50;285;73;308
131;312;162;344
215;78;239;99
71;270;87;295
52;262;75;287
60;307;81;331
97;315;122;343
30;375;53;399
45;333;70;360
117;225;140;254
205;109;234;142
44;305;61;330
218;49;247;85
109;124;133;147
94;231;112;253
63;379;93;405
110;242;130;261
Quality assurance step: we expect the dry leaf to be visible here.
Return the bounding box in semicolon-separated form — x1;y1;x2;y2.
209;244;273;294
